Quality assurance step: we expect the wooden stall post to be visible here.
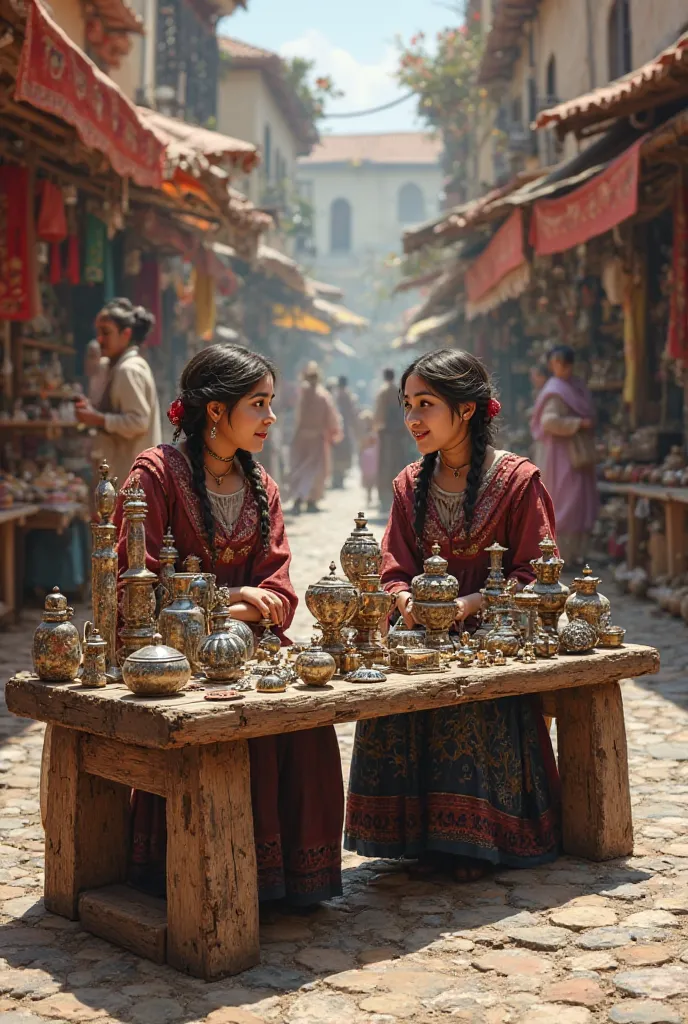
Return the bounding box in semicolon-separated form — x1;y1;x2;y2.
664;500;686;576
165;739;260;979
44;726;130;918
556;681;633;860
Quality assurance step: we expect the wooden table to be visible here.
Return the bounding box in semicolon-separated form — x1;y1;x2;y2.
599;481;688;575
0;504;39;622
5;644;659;980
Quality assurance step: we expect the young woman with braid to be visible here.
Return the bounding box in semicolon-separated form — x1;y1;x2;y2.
344;349;561;880
114;344;344;905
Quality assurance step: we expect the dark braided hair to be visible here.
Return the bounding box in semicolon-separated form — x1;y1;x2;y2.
98;298;155;345
173;344;276;555
400;348;497;549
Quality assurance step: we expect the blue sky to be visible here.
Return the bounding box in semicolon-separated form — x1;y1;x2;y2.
218;1;457;134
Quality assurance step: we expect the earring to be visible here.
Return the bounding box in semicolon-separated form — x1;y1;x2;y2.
210;423;217;440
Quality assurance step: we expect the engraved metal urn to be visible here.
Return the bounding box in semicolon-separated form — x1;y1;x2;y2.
33;587;81;681
185;554;216;634
158;572;206;672
158;529;179;610
256;618;282;662
564;565;611;632
199;599;249;682
295;645;336;686
122;634;192;695
484;609;521;658
91;460;118;680
305;562;359;671
80;627;108;688
474;541;508;643
215;587;255;659
524;537;569;634
410;544;459;652
354;574;394;662
558;617;597;654
117;480;159;664
340;512;382;583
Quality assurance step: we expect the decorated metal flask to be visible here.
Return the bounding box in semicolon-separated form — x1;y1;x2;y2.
33;587;82;682
80;626;108;687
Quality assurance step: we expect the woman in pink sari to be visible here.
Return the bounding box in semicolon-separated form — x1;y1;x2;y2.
115;345;343;906
530;345;599;566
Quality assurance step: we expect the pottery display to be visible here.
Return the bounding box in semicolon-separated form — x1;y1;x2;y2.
305;562;359;671
122;635;191;695
33;587;82;681
410;544;459;652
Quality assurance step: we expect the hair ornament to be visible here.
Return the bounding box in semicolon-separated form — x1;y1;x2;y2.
487;398;502;419
167;397;185;427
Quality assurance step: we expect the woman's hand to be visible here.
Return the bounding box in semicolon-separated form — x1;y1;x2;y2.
455;592;484;623
75;399;105;428
395;590;415;629
236;586;285;626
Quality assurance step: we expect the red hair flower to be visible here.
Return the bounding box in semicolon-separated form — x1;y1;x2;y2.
487;398;502;419
167;397;184;427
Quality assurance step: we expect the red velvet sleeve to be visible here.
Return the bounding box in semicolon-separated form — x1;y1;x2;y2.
380;475;421;596
504;475;557;587
248;478;298;630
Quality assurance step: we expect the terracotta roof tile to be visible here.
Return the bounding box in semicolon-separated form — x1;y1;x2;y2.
537;32;688;137
300;132;443;167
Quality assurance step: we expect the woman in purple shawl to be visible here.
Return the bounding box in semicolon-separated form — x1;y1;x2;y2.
530;345;599;566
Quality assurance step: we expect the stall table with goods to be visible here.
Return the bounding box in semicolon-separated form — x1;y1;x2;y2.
4;472;659;980
0;502;39;619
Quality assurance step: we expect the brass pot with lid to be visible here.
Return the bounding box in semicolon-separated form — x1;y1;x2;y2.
295;645;336;686
199;599;249;682
564;565;610;631
525;537;569;634
80;625;108;687
305;562;359;671
33;587;82;681
340;512;382;585
158;571;206;672
410;544;459;652
122;634;191;695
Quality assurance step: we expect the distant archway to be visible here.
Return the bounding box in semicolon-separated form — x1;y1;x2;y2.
397;183;425;224
330;198;352;252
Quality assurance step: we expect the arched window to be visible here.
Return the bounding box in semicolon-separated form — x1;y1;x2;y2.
546;54;557;103
397;183;426;224
608;0;632;79
330;198;352;253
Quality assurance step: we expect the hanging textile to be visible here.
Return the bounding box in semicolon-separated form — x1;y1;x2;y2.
0;165;33;320
622;248;647;427
49;242;62;285
667;180;688;363
66;233;80;286
103;238;115;301
37;181;67;243
84;214;105;284
134;256;162;347
193;268;215;340
465;210;530;319
530;139;643;256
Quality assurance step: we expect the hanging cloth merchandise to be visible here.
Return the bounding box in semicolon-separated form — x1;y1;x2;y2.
37;181;67;243
668;178;688;363
622;248;646;424
103;237;115;301
66;233;80;286
49;242;62;285
135;255;162;346
0;165;33;320
193;267;216;340
84;213;105;284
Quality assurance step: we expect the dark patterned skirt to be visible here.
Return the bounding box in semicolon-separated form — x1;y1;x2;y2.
131;726;344;905
344;696;560;867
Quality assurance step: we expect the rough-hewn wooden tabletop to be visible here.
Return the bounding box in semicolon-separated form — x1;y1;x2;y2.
5;644;659;749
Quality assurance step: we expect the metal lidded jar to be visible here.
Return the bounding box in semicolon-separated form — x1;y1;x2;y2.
410;543;459;652
33;587;82;682
340;512;382;586
305;562;359;671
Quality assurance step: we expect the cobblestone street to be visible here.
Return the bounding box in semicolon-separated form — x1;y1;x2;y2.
0;477;687;1024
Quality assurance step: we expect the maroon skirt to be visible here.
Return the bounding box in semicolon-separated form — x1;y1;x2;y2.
130;725;344;905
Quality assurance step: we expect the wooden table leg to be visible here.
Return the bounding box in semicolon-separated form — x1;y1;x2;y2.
166;739;259;980
44;726;130;918
556;682;633;860
0;521;14;618
665;500;686;577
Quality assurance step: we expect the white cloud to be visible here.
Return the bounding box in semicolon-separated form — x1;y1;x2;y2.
278;29;420;134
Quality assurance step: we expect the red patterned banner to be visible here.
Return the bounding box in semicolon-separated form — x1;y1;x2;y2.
0;166;32;321
530;139;642;256
466;210;525;304
15;0;164;189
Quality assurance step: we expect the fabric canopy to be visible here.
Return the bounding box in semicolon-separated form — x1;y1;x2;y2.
313;298;369;329
465;210;529;319
15;0;164;188
272;304;331;335
529;139;642;256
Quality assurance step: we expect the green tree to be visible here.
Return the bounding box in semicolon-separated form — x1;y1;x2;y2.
282;57;343;124
397;3;488;202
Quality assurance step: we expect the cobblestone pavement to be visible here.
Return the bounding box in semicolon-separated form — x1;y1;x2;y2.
0;478;687;1024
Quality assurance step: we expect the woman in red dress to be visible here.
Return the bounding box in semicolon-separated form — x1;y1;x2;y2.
344;349;560;880
115;344;344;905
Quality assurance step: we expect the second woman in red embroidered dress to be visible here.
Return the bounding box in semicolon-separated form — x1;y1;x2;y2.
115;345;344;905
344;349;561;880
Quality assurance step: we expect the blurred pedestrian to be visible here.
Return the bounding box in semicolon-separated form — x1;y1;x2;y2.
374;367;406;512
358;409;378;507
75;298;161;490
528;361;549;470
289;361;343;514
530;345;598;566
331;375;359;489
84;338;108;405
